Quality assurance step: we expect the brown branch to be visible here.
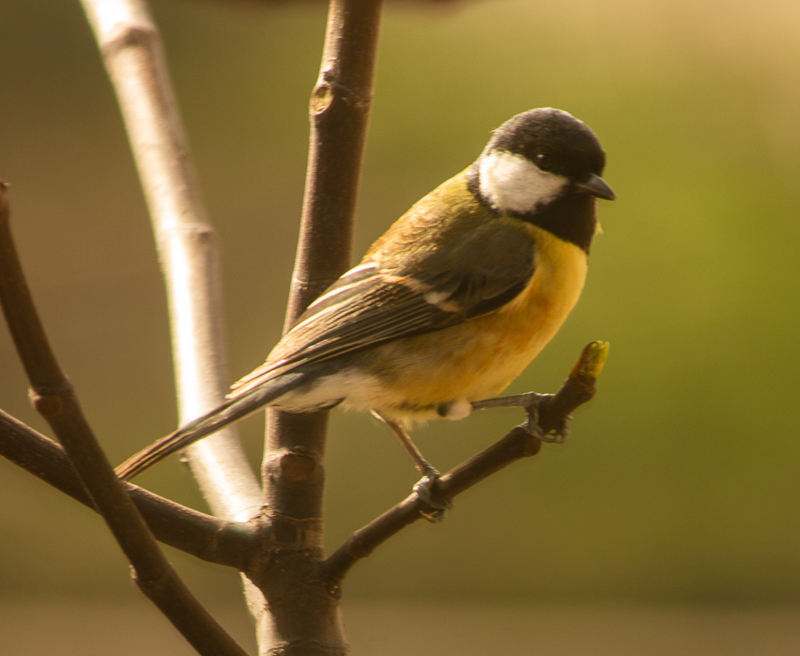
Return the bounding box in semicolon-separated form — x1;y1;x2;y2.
263;0;384;499
248;0;383;653
324;341;610;582
281;0;383;325
0;183;250;656
0;408;255;570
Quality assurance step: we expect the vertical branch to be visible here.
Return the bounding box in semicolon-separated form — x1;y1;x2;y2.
264;0;383;523
252;0;382;653
80;0;266;647
283;0;384;326
80;0;261;520
0;184;249;656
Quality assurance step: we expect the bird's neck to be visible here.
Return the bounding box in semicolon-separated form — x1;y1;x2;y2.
521;194;598;254
467;164;597;254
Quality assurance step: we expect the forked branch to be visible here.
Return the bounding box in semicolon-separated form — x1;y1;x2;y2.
324;341;609;581
0;183;249;655
0;1;609;653
0;408;255;570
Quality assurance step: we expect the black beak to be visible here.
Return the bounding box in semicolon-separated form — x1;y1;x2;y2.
575;174;616;201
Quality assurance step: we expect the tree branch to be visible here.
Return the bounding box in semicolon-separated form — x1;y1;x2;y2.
79;0;268;649
80;0;262;523
324;341;610;582
244;0;383;652
0;183;250;655
263;0;384;515
0;408;255;570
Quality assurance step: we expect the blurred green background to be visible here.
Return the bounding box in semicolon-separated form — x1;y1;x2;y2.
2;0;800;653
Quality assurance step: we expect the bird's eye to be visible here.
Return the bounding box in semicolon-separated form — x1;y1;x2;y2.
535;153;551;169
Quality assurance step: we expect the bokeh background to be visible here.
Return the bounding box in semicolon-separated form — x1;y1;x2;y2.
2;0;800;653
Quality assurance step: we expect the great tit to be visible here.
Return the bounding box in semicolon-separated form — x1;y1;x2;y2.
116;107;615;482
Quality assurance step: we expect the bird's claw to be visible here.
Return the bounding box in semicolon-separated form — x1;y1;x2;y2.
413;469;452;523
522;405;571;443
539;418;571;443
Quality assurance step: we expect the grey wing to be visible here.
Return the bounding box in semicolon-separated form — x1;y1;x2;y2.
230;221;536;396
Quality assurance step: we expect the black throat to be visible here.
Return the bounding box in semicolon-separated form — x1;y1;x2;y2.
466;166;597;254
519;193;597;254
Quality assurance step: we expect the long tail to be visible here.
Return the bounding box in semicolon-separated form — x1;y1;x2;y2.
115;371;310;481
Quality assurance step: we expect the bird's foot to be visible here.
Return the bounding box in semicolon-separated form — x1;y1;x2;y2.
473;392;568;442
522;404;571;443
413;466;453;523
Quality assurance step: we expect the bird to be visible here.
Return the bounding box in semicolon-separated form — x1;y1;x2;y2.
115;107;615;485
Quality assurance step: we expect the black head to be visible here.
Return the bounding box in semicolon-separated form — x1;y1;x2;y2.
486;108;609;187
468;108;615;252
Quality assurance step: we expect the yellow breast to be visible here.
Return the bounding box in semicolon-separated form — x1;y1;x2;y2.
344;224;589;422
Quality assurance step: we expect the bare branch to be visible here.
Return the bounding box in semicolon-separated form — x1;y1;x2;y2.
263;0;383;527
246;0;383;652
0;409;255;570
0;184;250;655
324;341;610;581
79;0;262;523
264;0;385;503
78;0;268;647
186;0;459;6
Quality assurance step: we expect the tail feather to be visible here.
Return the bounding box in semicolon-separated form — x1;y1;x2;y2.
115;372;309;481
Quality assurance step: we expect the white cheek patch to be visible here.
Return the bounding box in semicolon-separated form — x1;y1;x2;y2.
479;151;568;214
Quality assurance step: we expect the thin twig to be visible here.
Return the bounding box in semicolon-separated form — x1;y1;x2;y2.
0;408;255;570
0;184;250;655
324;341;610;581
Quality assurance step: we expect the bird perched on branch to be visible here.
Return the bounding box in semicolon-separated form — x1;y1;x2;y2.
116;108;615;486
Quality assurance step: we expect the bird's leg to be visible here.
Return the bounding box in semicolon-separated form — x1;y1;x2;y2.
372;411;452;521
381;416;437;478
471;392;570;443
470;391;548;411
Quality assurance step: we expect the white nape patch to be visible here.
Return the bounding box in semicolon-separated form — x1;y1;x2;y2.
479;151;568;214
